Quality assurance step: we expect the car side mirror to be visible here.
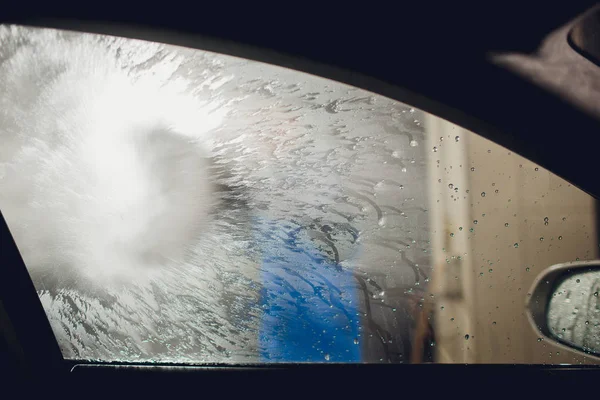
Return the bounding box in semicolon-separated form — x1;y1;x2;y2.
527;261;600;358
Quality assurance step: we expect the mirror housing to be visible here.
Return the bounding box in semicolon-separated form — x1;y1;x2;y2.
527;260;600;358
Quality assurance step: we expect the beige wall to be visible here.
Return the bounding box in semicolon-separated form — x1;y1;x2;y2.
426;114;599;364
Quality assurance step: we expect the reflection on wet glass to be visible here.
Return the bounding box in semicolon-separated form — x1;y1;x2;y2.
547;270;600;355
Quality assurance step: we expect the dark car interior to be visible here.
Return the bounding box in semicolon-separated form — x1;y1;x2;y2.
2;2;600;395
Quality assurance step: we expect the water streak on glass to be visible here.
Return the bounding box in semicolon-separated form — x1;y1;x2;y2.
0;26;430;363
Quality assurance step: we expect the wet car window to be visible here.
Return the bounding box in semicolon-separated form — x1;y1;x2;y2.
0;25;598;364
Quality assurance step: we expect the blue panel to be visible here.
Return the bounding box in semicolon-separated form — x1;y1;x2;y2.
259;225;362;362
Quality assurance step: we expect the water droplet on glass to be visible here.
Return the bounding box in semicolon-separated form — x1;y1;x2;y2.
465;334;470;340
526;267;530;272
471;167;475;171
354;338;359;345
537;338;543;342
505;223;509;227
448;184;454;189
455;136;460;142
514;243;519;248
401;167;407;173
558;236;562;240
410;139;418;147
473;220;478;224
450;233;454;237
535;167;539;171
540;237;544;241
495;189;499;194
433;146;438;152
324;354;330;361
481;192;486;197
489;268;493;273
576;279;581;283
459;227;463;231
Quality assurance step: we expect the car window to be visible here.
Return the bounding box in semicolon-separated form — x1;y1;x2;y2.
0;25;598;364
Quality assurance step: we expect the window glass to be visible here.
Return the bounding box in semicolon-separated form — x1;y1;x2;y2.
0;25;597;364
